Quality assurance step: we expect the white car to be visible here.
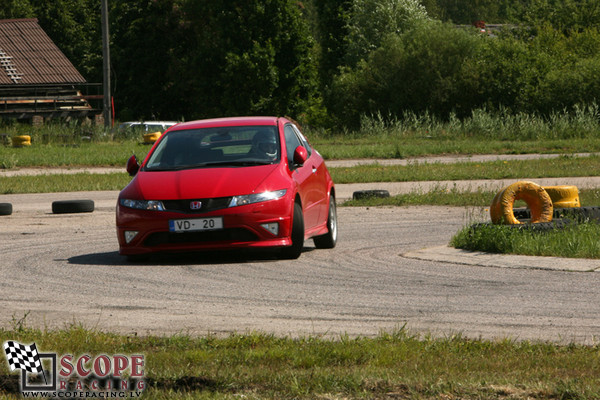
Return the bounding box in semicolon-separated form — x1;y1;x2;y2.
119;121;178;133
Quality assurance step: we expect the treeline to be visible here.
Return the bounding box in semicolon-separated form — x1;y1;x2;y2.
422;0;600;29
2;0;600;128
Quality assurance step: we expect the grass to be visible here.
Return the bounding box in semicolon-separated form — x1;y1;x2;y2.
3;157;600;194
451;221;600;259
0;142;152;168
344;185;497;207
1;133;600;170
329;155;600;183
3;107;600;166
0;173;131;194
309;106;600;158
1;324;600;399
343;187;600;208
2;116;600;399
2;137;600;167
346;187;600;260
315;137;600;160
4;135;600;166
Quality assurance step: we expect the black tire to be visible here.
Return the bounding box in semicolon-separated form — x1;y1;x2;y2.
512;207;530;220
472;219;576;233
0;203;12;216
281;202;304;259
52;200;95;214
352;190;390;200
314;195;338;249
554;206;600;222
519;219;576;232
126;254;150;263
514;206;600;222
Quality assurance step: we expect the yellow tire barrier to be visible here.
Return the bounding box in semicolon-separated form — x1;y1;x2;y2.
12;135;31;147
542;185;580;208
490;181;553;225
143;131;162;144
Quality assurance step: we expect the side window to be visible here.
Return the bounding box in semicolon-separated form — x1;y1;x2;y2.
284;124;303;169
291;124;312;157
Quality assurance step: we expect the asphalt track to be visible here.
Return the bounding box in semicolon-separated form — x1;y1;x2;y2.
1;154;600;343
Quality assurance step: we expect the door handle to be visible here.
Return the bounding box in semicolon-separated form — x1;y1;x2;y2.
312;166;317;174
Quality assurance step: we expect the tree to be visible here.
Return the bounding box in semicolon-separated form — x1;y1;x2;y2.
431;0;502;24
0;0;34;19
330;21;482;126
344;0;429;66
520;0;600;31
109;0;185;120
29;0;101;81
108;0;320;121
176;0;319;120
314;0;352;87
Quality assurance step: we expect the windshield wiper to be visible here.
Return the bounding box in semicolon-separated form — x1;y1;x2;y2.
206;160;274;166
143;166;180;172
188;160;275;168
144;160;274;171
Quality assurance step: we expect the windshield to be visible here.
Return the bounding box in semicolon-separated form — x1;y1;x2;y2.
144;126;280;171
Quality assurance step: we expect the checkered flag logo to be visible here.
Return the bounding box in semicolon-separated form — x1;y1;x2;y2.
3;341;43;374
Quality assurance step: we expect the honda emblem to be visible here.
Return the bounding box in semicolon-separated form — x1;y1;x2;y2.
190;201;202;210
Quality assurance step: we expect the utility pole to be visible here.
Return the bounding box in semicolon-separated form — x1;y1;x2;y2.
101;0;111;128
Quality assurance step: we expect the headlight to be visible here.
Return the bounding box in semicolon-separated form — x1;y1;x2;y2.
120;199;165;211
228;189;287;208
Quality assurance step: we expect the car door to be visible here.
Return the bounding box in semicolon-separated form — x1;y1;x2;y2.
284;124;321;229
291;124;330;224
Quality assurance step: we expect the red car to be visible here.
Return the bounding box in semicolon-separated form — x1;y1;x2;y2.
116;116;337;260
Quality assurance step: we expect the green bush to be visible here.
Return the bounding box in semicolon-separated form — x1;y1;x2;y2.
331;21;482;127
329;20;600;129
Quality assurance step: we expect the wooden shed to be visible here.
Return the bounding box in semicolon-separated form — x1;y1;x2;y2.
0;18;101;123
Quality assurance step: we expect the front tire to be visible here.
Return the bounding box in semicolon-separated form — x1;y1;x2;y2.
281;202;304;259
125;254;150;263
314;195;337;249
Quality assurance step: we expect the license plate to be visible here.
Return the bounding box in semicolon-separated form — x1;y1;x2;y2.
169;217;223;232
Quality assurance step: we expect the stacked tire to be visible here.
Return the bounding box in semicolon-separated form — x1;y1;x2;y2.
514;206;600;223
487;181;587;232
143;131;162;144
543;185;580;209
511;184;594;224
12;135;31;147
489;181;553;225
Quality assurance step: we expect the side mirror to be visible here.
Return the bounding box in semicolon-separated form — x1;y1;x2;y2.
293;146;308;167
126;155;140;176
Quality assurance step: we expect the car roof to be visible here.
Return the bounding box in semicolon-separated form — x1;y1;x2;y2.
170;116;281;131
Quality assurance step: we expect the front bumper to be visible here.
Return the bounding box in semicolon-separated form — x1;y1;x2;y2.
116;198;293;255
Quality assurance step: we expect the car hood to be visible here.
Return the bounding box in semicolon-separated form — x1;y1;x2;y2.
130;164;282;200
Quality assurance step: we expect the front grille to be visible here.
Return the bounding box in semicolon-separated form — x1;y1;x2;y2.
162;197;233;214
144;228;258;247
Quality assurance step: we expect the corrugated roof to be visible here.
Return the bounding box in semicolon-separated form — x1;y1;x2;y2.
0;18;86;85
